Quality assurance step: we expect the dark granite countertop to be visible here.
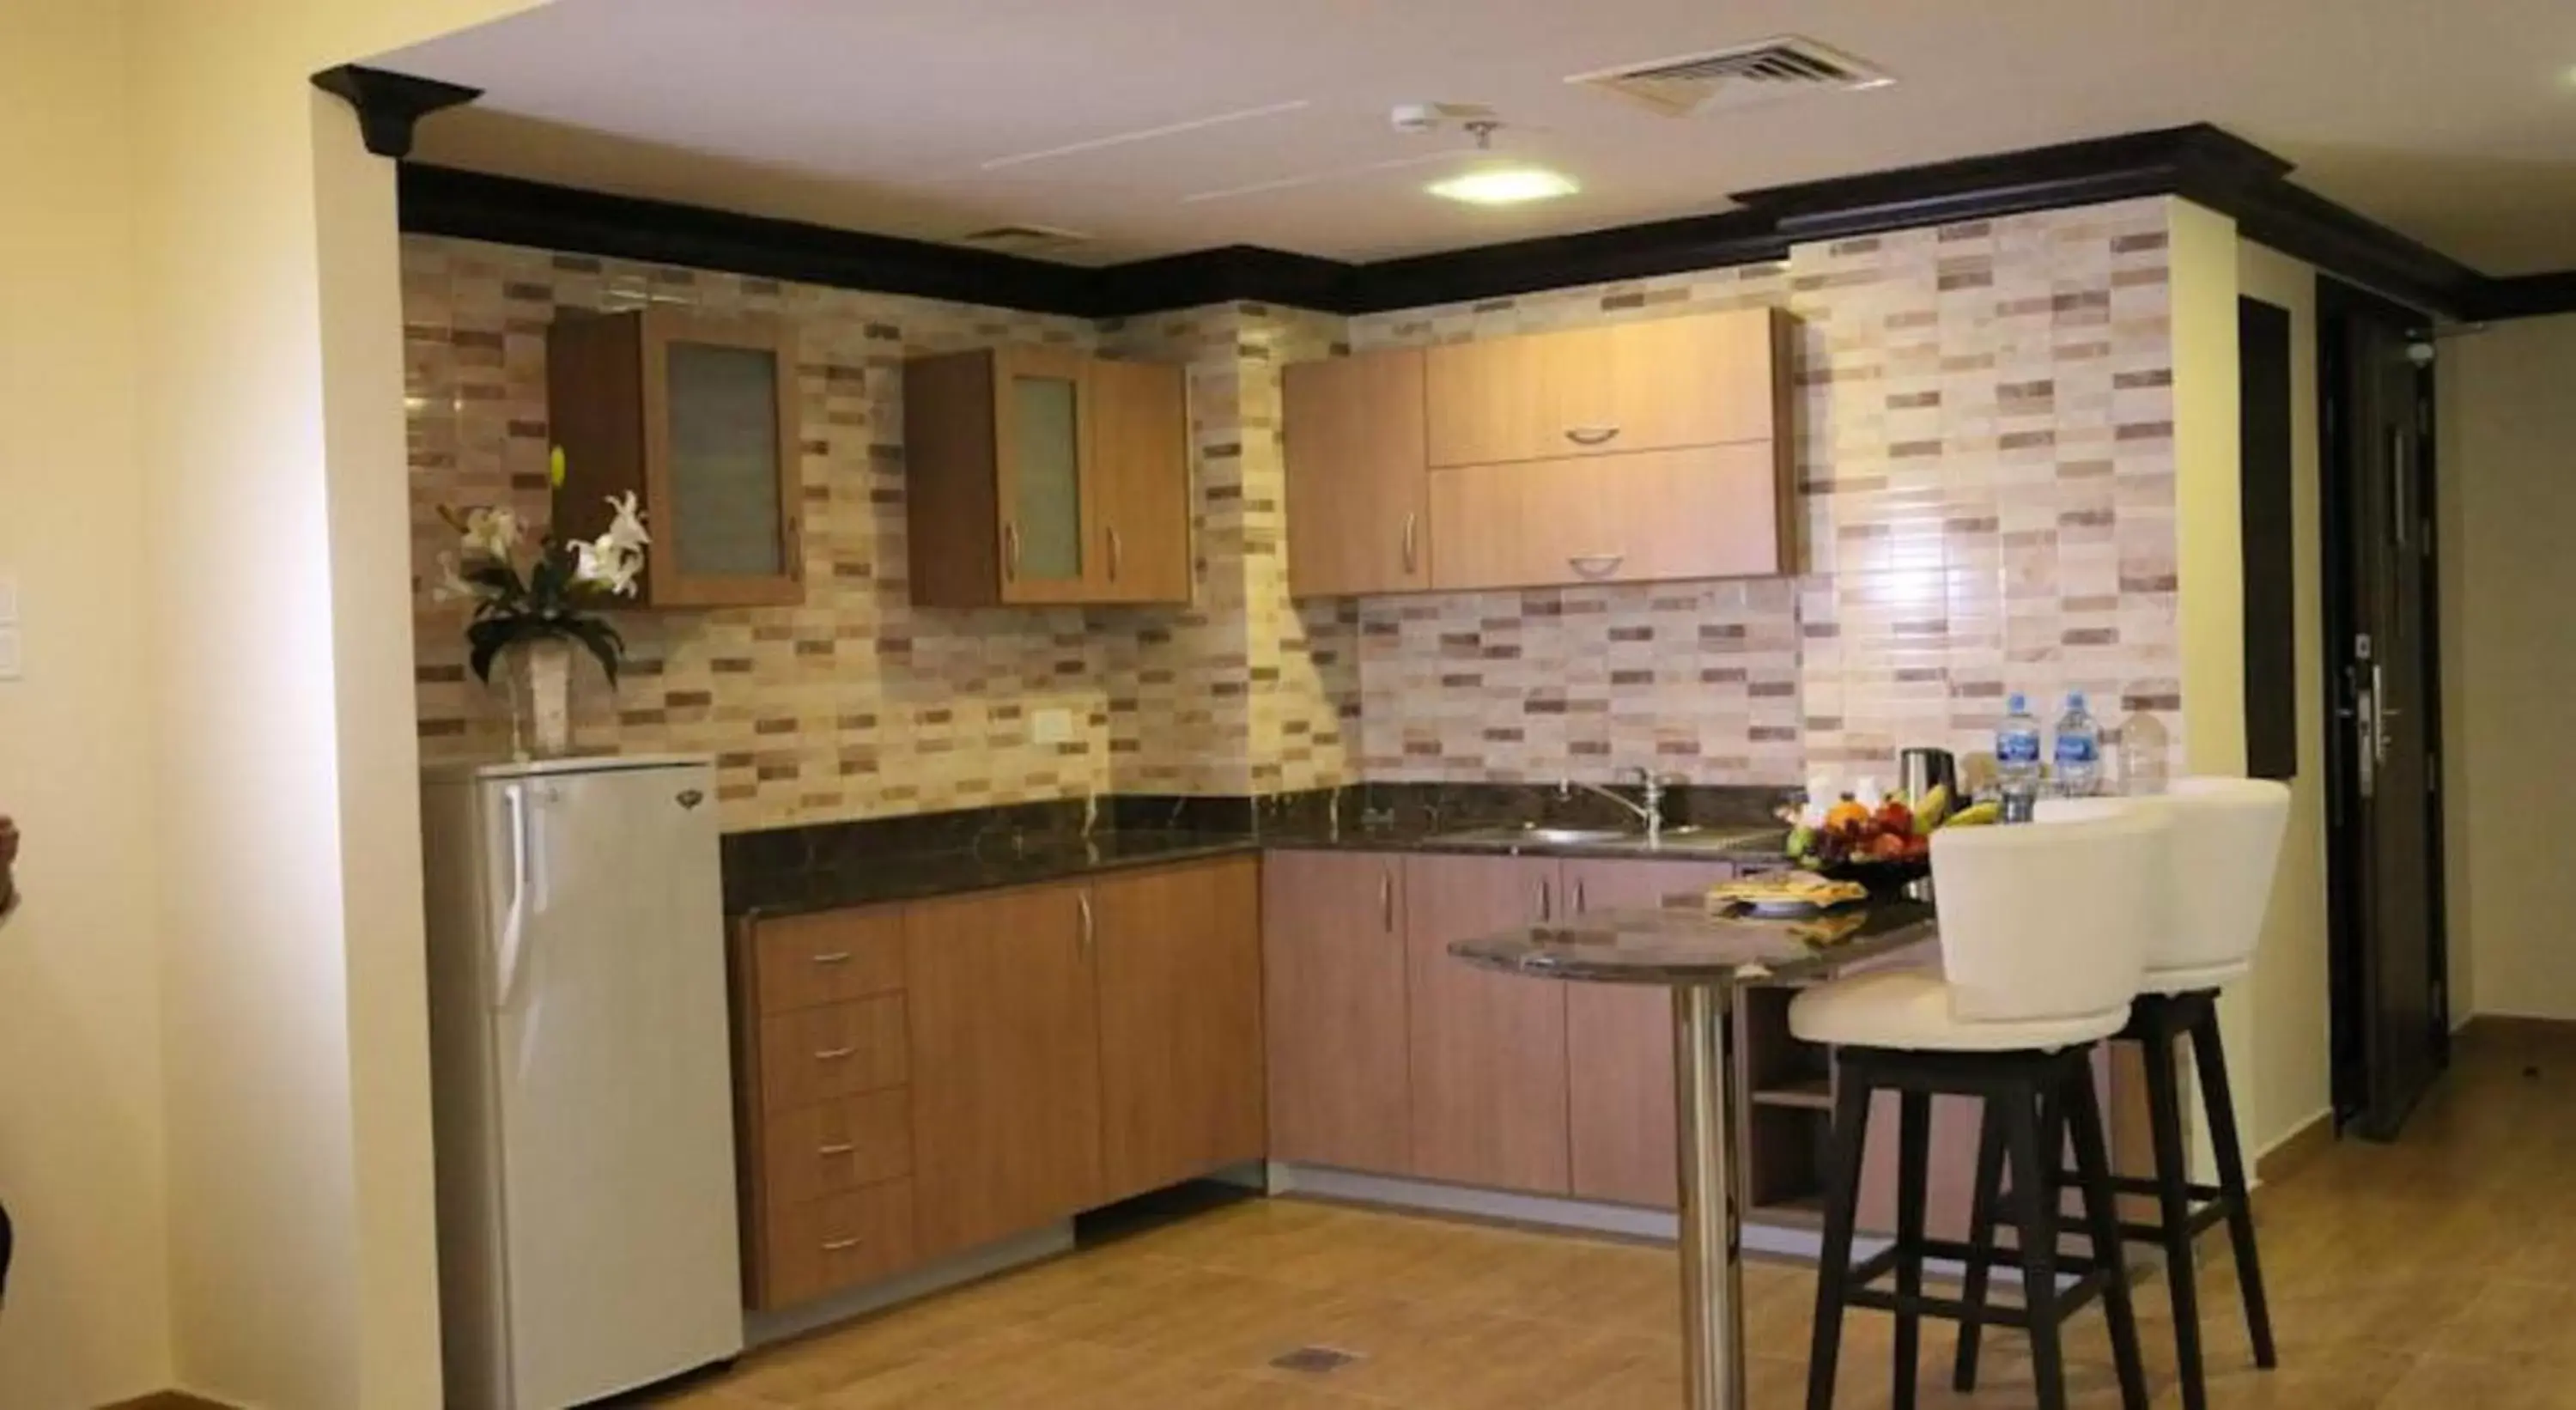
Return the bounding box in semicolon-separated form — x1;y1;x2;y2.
722;782;1796;918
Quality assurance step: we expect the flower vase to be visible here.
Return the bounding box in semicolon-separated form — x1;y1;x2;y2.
508;636;577;759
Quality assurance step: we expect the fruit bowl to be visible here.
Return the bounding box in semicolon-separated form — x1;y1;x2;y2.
1812;855;1931;898
1783;783;1996;896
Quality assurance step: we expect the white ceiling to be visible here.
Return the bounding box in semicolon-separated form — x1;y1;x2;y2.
378;0;2576;274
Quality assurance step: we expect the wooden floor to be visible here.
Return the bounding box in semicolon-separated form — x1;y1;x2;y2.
657;1024;2576;1408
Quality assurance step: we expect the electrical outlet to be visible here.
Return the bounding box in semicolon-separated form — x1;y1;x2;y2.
1031;707;1073;745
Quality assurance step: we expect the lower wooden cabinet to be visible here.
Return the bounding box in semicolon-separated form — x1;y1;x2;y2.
761;1179;917;1308
1262;850;1413;1172
904;882;1105;1262
1560;858;1736;1209
1093;857;1266;1203
1402;854;1570;1195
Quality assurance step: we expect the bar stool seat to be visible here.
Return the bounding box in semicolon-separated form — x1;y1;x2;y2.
1792;809;2169;1410
1790;969;2129;1053
2141;959;2246;993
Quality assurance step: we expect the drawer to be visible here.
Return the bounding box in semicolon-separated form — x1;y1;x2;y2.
1425;441;1789;592
758;994;908;1114
751;907;905;1015
762;1087;912;1207
761;1180;917;1308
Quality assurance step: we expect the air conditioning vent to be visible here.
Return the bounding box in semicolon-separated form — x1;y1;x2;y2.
1570;36;1892;118
956;223;1090;256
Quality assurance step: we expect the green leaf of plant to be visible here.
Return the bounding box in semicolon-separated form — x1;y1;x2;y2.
565;618;623;688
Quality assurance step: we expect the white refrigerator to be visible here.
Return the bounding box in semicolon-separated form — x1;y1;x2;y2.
422;756;744;1409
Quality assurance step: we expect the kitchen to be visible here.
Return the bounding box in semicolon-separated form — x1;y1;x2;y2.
399;130;2196;1406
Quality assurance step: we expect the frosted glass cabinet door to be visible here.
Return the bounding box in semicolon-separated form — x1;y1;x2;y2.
1009;372;1085;583
665;340;789;579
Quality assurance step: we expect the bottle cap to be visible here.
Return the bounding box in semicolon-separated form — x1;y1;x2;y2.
2069;690;2088;709
2007;692;2027;713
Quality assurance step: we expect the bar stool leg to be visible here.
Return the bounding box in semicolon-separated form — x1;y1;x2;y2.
2068;1060;2151;1409
2188;1000;2277;1368
1951;1097;2008;1391
1807;1062;1874;1410
2142;1007;2208;1410
1893;1090;1931;1410
2005;1073;2069;1410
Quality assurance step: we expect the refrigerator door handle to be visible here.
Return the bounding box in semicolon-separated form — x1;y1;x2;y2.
495;781;532;1011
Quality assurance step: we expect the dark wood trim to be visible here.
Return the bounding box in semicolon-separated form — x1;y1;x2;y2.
311;65;481;161
2238;296;2298;783
2468;270;2576;322
400;120;2538;322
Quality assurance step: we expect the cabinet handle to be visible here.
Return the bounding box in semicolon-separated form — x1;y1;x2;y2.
1003;521;1022;581
1539;878;1553;922
813;1045;857;1061
810;951;853;965
1379;865;1395;933
1400;513;1419;575
1575;878;1588;913
1078;891;1096;958
1564;425;1621;447
820;1237;864;1253
817;1142;855;1158
1567;552;1625;580
1107;526;1123;581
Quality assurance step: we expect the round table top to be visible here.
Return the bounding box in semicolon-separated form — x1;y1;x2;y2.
1449;899;1937;987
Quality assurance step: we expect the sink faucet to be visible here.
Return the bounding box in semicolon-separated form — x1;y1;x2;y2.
1558;767;1668;842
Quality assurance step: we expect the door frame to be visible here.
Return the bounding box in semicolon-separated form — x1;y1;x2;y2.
2315;275;2451;1139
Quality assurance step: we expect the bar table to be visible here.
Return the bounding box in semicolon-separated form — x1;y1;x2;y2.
1452;898;1935;1410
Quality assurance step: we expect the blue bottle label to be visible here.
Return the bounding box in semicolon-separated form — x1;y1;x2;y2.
1998;732;2041;764
2056;734;2099;766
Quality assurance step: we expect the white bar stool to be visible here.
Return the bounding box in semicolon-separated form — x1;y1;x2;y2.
1958;778;2292;1410
1791;810;2168;1410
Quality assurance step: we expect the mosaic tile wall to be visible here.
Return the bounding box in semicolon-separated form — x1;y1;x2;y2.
1344;196;2183;783
403;236;1118;829
404;194;2180;828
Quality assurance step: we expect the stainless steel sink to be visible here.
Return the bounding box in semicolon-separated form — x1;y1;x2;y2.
1428;823;1787;853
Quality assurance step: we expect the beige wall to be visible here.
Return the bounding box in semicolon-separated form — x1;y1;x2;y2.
2445;313;2576;1020
0;5;175;1405
2234;243;2336;1155
125;2;555;1399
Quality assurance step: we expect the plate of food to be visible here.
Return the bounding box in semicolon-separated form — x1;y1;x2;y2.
1704;872;1870;917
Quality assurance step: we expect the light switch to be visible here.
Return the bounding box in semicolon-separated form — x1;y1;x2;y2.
0;574;19;624
0;627;21;682
1031;707;1072;745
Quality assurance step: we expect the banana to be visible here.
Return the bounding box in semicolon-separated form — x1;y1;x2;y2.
1945;801;2002;828
1912;783;1950;834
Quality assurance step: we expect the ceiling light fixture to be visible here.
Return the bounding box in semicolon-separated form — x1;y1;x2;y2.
1428;167;1581;205
1425;117;1578;206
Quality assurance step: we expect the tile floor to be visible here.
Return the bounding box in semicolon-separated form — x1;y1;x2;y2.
658;1024;2576;1407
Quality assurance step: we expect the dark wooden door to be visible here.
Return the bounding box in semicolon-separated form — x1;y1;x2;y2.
2321;281;2447;1140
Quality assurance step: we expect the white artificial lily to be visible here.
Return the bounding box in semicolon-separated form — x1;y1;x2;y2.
459;506;524;562
430;552;480;605
602;492;651;555
573;537;644;597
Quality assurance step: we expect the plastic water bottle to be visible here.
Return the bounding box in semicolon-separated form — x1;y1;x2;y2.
2054;690;2102;798
1996;693;2044;822
2117;710;2170;795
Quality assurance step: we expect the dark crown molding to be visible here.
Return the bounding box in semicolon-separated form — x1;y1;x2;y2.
313;65;483;161
398;120;2563;325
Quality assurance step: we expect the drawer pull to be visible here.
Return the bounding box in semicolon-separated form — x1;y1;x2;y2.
820;1237;864;1253
813;1045;858;1061
1568;552;1625;579
810;951;854;965
817;1142;856;1158
1564;425;1621;446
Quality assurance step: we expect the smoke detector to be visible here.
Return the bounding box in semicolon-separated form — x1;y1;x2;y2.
955;223;1091;256
1569;36;1893;118
1388;101;1498;136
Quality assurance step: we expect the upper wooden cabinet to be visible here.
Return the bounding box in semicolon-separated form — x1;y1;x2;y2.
549;308;805;608
903;347;1190;608
1279;307;1798;598
1423;308;1784;467
1283;348;1431;598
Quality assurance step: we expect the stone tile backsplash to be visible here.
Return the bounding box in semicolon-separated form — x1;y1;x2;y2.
403;194;2180;831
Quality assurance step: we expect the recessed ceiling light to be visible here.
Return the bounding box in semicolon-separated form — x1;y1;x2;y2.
1428;167;1580;206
